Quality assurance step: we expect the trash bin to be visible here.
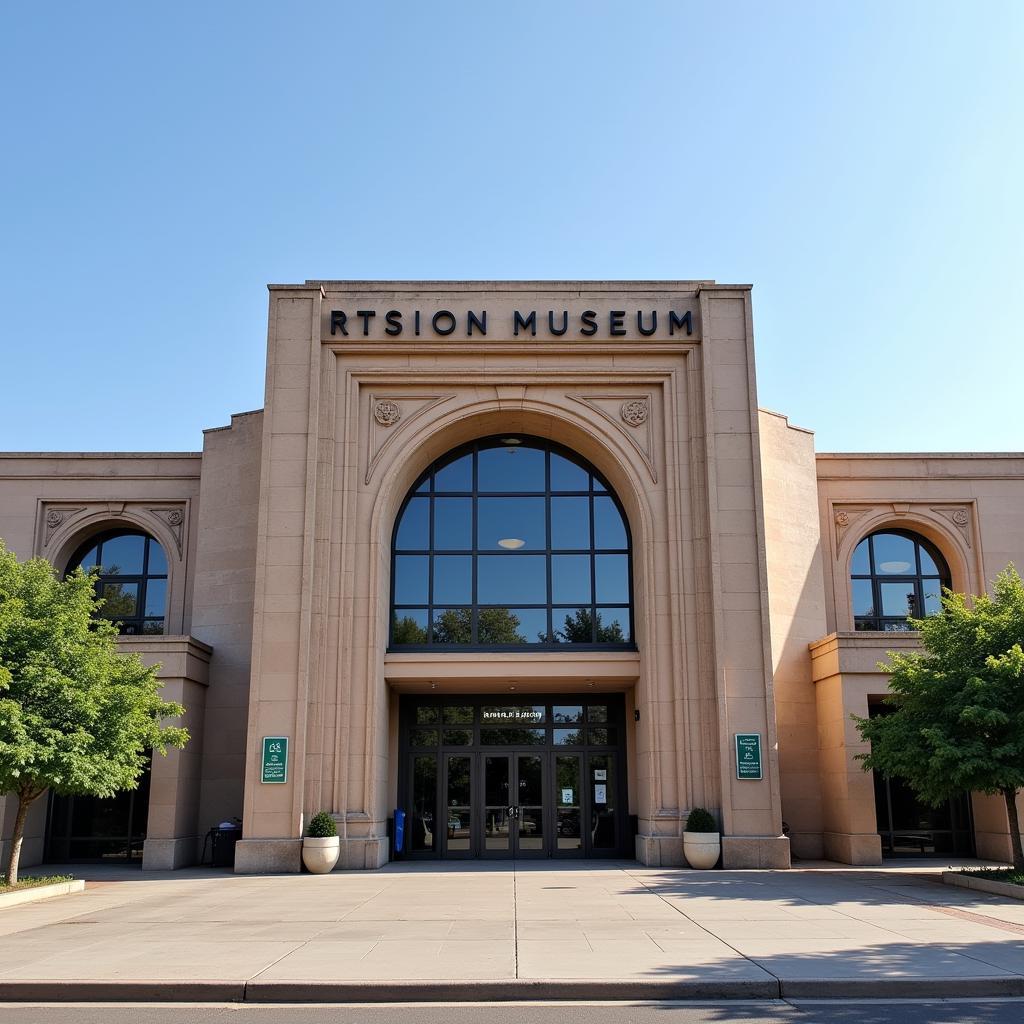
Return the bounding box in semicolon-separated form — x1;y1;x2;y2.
211;823;241;867
393;809;406;857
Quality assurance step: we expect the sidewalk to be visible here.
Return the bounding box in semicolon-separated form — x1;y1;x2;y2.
2;859;1023;1002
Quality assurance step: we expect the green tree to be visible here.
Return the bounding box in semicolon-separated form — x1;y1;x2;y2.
556;609;626;644
392;614;427;645
431;607;527;645
0;542;188;884
854;564;1024;871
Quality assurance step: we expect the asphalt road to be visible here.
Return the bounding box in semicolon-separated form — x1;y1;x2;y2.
3;1002;1024;1024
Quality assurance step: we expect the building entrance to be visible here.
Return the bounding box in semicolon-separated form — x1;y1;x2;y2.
399;695;629;859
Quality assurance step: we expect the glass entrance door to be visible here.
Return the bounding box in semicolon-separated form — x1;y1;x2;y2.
400;695;628;860
481;752;547;858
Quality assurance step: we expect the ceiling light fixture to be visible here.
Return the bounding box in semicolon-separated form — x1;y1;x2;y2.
501;437;522;446
879;561;912;573
498;538;525;549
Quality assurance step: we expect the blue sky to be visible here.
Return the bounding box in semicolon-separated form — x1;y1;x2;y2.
1;2;1021;453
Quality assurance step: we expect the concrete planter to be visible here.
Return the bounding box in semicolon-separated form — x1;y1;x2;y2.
683;832;721;869
0;879;84;909
943;870;1024;900
301;836;340;874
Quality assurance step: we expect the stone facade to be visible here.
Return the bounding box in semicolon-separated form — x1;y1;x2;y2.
0;281;1021;872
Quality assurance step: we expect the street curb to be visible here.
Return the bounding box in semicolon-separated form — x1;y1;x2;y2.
245;979;781;1002
780;977;1024;999
0;981;243;1002
943;870;1024;901
0;880;85;910
2;975;1024;1002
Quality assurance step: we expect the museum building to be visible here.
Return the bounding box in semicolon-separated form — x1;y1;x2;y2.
2;281;1023;873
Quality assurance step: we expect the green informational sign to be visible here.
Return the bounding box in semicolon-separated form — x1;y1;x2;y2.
735;733;762;780
261;736;288;784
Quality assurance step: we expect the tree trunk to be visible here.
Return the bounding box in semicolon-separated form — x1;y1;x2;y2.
4;789;41;887
1003;787;1024;873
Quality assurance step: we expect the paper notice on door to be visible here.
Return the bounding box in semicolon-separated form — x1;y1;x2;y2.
594;784;607;804
561;788;574;804
594;769;607;781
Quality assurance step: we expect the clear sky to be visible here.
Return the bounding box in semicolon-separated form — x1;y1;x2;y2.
1;2;1021;453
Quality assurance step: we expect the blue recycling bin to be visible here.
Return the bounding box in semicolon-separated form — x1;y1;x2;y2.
394;809;406;855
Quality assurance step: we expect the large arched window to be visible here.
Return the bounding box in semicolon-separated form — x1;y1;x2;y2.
390;435;633;649
850;529;951;631
68;529;168;635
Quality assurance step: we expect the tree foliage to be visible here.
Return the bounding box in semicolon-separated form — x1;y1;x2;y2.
855;564;1024;870
0;541;188;882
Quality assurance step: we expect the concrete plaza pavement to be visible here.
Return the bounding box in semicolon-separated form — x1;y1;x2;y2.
2;859;1024;1001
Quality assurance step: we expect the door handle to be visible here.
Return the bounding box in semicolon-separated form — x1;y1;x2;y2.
506;805;519;819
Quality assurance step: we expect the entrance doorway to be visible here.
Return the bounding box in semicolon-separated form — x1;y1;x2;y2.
868;704;975;856
400;695;628;859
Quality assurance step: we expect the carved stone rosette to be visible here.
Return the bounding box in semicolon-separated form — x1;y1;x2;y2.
147;507;186;554
620;399;649;427
373;400;402;427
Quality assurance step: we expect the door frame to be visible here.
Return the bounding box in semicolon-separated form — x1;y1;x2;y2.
397;693;629;861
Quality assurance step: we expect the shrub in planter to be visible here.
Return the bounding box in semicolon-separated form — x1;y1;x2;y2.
307;812;338;838
302;811;340;873
683;807;720;869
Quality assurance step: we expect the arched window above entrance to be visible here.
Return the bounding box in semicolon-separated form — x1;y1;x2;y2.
390;435;634;649
850;529;951;631
67;529;168;635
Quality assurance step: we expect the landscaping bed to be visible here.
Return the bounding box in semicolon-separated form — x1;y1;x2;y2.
0;875;83;909
0;874;73;895
943;868;1024;900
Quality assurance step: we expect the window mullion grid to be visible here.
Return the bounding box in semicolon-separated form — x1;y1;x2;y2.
589;479;597;642
545;449;553;643
427;489;436;644
471;443;478;645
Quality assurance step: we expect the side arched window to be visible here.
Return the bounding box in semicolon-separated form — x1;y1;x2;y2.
850;529;950;631
67;530;168;635
390;435;633;649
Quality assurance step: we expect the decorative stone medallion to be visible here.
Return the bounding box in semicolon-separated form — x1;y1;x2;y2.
374;400;402;426
952;509;969;526
45;509;64;528
620;399;649;427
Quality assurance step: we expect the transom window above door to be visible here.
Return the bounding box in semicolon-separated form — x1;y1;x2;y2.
390;436;634;649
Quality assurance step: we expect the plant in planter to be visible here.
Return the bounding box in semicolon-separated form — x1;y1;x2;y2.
302;811;340;874
683;807;720;869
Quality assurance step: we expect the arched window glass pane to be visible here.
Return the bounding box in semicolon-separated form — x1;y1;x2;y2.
67;530;168;636
98;533;145;575
390;436;633;649
850;539;870;575
594;496;627;550
396;497;429;550
478;497;545;550
550;454;589;492
434;498;471;550
872;533;916;575
477;445;545;492
851;530;950;632
435;454;472;491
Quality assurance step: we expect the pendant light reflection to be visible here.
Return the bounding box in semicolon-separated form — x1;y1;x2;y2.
497;538;526;549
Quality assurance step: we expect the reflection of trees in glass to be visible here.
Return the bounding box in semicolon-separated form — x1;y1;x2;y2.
556;609;625;644
556;757;579;791
447;757;471;805
481;728;546;744
431;607;527;644
98;579;136;622
393;615;428;644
